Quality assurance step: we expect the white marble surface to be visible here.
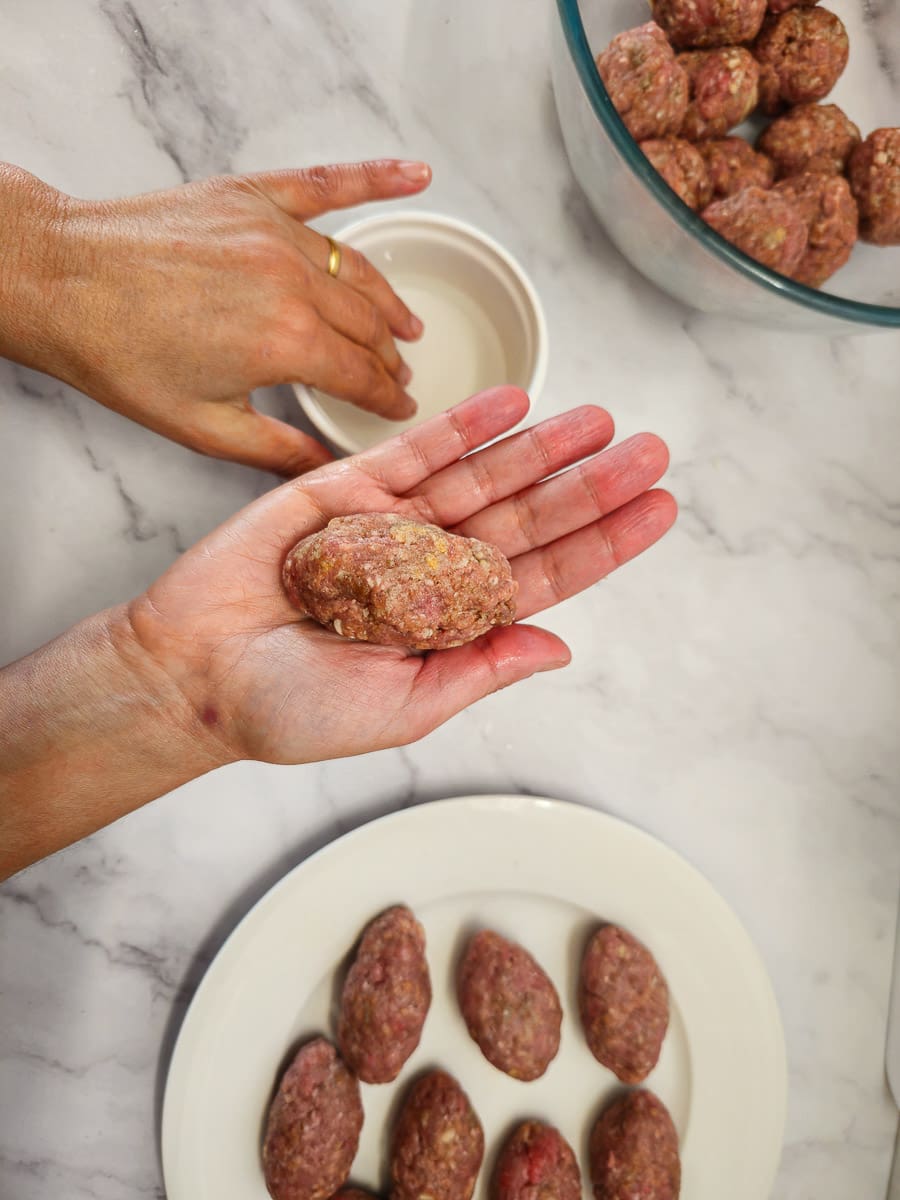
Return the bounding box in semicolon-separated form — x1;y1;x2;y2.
1;2;899;1198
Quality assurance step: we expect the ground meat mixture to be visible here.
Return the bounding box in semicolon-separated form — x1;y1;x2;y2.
702;185;808;272
579;925;670;1084
639;138;713;209
757;102;861;178
491;1121;581;1200
767;0;819;12
337;905;431;1085
678;47;759;141
595;22;689;141
331;1191;377;1200
696;136;776;198
390;1070;484;1200
589;1091;681;1200
262;1038;363;1200
282;513;517;651
457;930;563;1081
774;172;858;285
849;127;900;245
752;7;848;115
650;0;766;49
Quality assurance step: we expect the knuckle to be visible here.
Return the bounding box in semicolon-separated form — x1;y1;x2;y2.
512;492;542;548
299;165;337;205
339;347;383;401
525;425;556;475
344;246;374;284
232;226;288;275
468;454;497;508
199;173;237;199
284;302;321;348
358;350;387;393
265;301;320;372
545;544;569;604
349;159;386;193
363;304;389;351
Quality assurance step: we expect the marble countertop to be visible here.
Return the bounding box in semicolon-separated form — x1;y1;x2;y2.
1;2;899;1197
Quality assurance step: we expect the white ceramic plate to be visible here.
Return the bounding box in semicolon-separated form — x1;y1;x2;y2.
161;796;787;1200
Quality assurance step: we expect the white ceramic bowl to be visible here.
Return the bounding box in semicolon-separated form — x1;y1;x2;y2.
293;211;548;455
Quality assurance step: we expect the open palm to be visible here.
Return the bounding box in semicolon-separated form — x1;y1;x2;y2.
125;388;675;766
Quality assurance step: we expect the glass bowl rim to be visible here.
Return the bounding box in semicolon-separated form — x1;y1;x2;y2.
555;0;900;329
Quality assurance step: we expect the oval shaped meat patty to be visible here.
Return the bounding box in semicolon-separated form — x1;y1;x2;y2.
262;1038;363;1200
651;0;766;49
678;47;759;142
337;904;431;1084
696;137;776;199
774;172;858;286
757;102;860;179
752;6;848;115
849;127;900;246
283;513;517;651
589;1090;681;1200
491;1120;581;1200
579;925;669;1084
595;23;689;142
390;1070;485;1200
640;138;713;210
458;929;562;1080
702;186;808;274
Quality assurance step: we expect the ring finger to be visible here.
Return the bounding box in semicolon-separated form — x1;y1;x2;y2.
452;433;671;559
306;269;410;384
285;316;416;420
511;490;678;621
294;224;422;341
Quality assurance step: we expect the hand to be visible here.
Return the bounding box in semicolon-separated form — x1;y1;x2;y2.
0;159;431;475
123;387;676;764
0;388;675;877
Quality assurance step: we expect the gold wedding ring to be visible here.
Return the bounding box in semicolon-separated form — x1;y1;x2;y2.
326;236;342;278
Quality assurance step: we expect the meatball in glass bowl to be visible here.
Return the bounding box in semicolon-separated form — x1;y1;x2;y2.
551;0;900;332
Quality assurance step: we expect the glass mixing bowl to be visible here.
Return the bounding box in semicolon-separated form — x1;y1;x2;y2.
551;0;900;333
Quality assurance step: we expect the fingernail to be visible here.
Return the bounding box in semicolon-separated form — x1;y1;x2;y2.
538;658;569;674
398;392;418;419
398;362;413;387
397;160;431;183
407;314;424;338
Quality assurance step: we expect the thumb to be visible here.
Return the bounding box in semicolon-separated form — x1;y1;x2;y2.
401;624;571;742
194;402;335;477
249;159;432;221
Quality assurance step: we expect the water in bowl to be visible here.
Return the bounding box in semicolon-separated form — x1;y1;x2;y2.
310;267;511;453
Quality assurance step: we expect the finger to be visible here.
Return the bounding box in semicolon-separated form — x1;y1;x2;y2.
511;490;677;620
250;159;432;222
307;269;409;382
357;386;531;492
191;402;334;477
287;318;417;420
405;406;616;528
453;433;670;558
397;624;571;743
295;224;422;341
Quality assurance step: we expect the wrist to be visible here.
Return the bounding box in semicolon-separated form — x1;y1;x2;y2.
0;164;125;405
0;165;76;377
104;602;239;778
0;604;230;879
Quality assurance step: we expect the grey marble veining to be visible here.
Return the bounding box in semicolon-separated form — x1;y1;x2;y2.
1;2;900;1199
